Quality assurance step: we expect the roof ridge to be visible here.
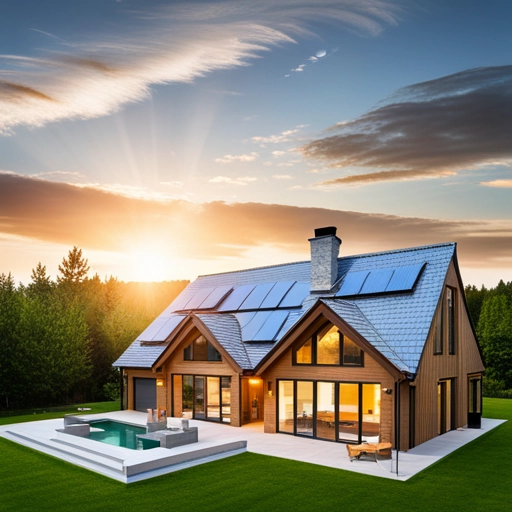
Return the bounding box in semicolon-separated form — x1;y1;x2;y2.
196;242;456;279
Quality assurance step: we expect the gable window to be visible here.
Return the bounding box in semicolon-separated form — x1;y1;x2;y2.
184;335;222;362
294;323;363;367
434;287;457;356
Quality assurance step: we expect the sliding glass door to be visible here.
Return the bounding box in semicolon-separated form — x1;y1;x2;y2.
181;375;231;423
278;379;381;443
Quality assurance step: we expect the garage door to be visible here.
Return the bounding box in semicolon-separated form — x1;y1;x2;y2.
134;378;156;412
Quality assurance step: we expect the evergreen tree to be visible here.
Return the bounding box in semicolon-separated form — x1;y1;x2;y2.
27;262;53;298
57;247;90;284
477;294;512;390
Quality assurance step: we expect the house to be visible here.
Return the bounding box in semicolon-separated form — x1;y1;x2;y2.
113;227;485;450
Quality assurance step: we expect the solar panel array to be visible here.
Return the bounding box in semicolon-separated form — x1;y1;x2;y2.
336;263;425;298
235;310;290;342
178;280;309;313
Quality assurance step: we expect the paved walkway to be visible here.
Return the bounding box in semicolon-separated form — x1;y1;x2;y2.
0;411;505;482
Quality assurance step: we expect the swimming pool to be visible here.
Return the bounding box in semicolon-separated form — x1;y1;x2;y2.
88;420;159;450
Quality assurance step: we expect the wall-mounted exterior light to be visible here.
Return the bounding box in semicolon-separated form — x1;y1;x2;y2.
156;378;165;387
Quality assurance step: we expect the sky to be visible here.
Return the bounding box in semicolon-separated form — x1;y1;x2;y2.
1;0;512;286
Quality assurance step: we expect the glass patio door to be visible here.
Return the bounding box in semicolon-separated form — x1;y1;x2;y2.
338;383;359;442
194;376;205;419
296;381;313;436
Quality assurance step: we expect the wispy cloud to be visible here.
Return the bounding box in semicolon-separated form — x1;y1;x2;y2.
0;0;401;134
214;152;259;164
272;174;293;179
285;47;338;78
209;175;257;186
252;127;303;145
480;179;512;188
301;66;512;186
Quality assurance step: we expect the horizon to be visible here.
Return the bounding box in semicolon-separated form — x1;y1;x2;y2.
1;1;511;288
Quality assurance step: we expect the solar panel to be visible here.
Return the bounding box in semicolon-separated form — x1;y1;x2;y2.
183;287;214;310
336;270;370;297
235;311;257;329
252;310;290;341
260;281;295;308
197;285;233;310
386;263;425;292
240;311;272;341
360;268;394;295
239;282;275;310
151;315;185;342
137;316;170;342
279;282;310;308
218;284;256;311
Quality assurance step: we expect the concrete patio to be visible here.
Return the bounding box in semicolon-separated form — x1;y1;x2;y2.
0;411;505;483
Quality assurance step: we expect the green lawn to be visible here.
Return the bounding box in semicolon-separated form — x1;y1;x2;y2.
0;398;510;512
0;401;120;426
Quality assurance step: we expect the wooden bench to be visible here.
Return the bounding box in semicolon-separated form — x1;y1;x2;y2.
346;442;392;462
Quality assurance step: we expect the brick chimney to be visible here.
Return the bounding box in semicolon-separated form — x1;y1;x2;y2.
309;226;341;292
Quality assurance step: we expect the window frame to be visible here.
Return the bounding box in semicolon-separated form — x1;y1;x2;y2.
293;322;364;367
433;286;457;356
183;334;222;362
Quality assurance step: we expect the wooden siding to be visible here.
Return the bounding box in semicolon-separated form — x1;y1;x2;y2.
412;261;485;448
161;330;242;426
124;369;159;411
125;323;243;426
260;334;396;445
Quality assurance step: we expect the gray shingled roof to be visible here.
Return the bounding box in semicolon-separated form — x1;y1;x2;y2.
196;314;252;370
114;242;456;374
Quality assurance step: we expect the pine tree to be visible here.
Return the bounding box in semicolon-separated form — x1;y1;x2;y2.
27;262;53;297
57;247;90;284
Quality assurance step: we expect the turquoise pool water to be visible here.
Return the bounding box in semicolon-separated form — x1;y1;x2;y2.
88;420;159;450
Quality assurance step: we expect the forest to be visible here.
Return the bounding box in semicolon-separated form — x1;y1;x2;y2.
465;280;512;398
1;246;511;410
0;247;187;410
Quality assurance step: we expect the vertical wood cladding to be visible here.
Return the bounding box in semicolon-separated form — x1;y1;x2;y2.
261;345;396;445
413;261;485;447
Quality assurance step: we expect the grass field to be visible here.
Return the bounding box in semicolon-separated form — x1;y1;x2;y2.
0;398;510;512
0;401;121;426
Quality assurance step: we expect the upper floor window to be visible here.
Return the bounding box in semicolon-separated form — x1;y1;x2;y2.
434;286;456;355
295;323;363;366
184;335;222;362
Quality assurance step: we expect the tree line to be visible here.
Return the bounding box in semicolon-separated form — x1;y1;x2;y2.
1;246;510;408
465;280;512;398
0;247;187;410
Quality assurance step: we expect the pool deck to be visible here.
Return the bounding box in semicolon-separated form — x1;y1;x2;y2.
0;411;505;483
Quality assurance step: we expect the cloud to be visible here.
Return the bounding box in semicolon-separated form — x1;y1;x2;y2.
480;179;512;188
214;152;259;164
301;66;512;186
2;172;512;274
0;0;401;134
209;175;257;185
272;174;293;180
272;150;287;157
252;127;303;145
286;47;338;77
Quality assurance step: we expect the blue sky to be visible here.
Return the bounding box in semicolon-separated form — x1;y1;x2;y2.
1;0;512;285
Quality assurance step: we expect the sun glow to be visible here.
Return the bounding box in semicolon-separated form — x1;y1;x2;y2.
127;250;170;282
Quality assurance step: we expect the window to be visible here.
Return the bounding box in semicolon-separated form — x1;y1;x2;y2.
447;288;456;355
184;335;222;361
434;287;456;355
342;337;364;366
294;323;363;367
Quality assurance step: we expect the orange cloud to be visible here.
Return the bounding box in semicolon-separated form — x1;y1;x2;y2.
1;172;512;274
